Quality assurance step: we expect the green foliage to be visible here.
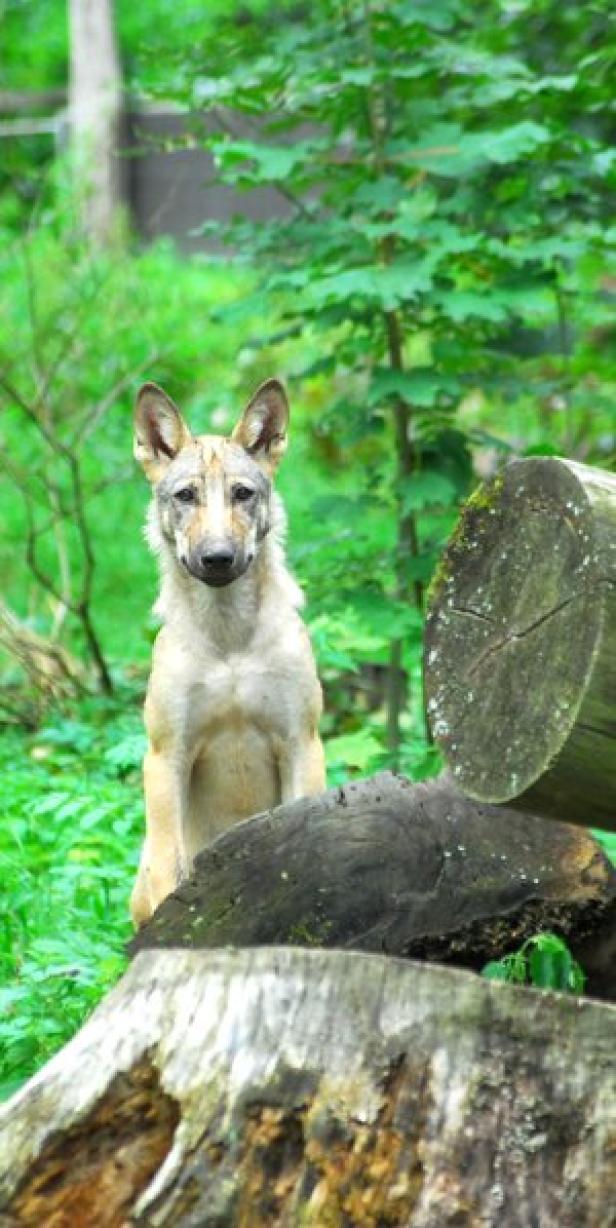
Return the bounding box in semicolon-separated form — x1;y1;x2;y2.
482;931;586;994
0;0;290;228
172;0;615;762
0;0;67;92
0;226;256;670
0;683;145;1099
0;0;282;94
592;829;616;868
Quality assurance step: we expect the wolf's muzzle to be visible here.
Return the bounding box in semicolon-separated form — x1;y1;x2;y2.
188;541;243;586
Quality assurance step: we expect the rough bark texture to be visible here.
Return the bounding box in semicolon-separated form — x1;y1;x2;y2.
129;772;616;1000
0;948;614;1227
424;458;616;830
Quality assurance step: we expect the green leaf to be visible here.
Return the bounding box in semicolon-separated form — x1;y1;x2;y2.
522;443;561;458
325;729;384;773
407;121;551;177
436;290;508;323
401;472;458;512
568;962;586;994
104;734;147;775
351;591;423;640
368;369;460;408
592;829;616;868
405;552;439;582
308;261;433;311
529;947;572;991
485;933;587;995
507;952;529;984
210;137;326;184
481;960;511;982
390;0;458;31
468;122;552;165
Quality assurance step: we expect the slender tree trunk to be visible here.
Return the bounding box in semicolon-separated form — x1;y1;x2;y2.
361;9;425;764
68;0;123;245
384;307;423;762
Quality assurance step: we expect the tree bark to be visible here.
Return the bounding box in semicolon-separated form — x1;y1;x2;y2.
424;458;616;830
129;772;616;1000
0;947;614;1226
68;0;123;245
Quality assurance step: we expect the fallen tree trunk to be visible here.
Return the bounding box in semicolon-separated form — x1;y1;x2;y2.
424;458;616;830
130;772;616;1000
1;948;614;1226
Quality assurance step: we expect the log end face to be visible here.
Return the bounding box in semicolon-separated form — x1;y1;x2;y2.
425;458;607;806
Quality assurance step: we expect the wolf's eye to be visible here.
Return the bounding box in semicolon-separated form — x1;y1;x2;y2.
233;485;255;503
174;487;195;503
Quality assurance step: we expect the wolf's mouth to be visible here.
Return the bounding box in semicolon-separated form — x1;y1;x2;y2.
180;552;254;587
201;571;237;587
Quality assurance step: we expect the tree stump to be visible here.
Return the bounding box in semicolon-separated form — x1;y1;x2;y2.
424;458;616;830
0;948;614;1226
129;773;616;1000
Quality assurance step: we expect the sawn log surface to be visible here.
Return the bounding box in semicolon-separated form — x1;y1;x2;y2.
424;458;616;828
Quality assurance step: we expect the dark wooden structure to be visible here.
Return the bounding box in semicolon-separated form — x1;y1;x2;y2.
125;109;295;252
0;92;294;251
130;772;616;1000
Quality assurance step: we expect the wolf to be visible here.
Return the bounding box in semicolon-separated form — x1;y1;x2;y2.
130;378;325;925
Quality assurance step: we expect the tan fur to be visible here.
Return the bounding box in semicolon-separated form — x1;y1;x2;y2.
130;379;325;925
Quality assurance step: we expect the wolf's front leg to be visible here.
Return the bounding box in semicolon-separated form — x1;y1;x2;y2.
278;732;326;804
130;746;190;926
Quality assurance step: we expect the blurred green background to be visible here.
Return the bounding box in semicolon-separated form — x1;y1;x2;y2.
0;0;614;1096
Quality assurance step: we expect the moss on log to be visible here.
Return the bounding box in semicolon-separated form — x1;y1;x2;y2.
425;458;616;829
129;773;616;1000
1;948;614;1226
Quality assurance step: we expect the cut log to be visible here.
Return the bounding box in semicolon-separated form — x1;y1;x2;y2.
130;773;616;1000
424;458;616;829
0;948;614;1226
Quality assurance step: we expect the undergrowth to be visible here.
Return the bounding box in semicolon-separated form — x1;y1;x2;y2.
0;680;145;1100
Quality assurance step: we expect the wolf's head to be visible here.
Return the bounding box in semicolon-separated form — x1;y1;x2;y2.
134;379;288;587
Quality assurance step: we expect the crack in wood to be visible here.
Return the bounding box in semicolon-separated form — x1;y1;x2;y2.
451;605;495;624
467;591;585;678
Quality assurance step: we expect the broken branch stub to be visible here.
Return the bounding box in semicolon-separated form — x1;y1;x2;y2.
424;458;616;830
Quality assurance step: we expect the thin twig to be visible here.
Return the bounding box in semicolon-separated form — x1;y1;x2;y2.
73;349;160;445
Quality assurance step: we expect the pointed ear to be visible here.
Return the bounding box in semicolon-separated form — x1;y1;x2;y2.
231;379;289;474
134;383;193;482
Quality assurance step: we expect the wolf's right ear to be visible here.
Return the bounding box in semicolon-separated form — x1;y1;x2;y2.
134;383;193;482
231;379;289;475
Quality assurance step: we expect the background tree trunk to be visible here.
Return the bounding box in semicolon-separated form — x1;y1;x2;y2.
68;0;123;245
129;772;616;1001
1;948;614;1226
424;458;616;830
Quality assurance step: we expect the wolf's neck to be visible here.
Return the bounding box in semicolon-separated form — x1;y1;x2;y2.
154;529;302;654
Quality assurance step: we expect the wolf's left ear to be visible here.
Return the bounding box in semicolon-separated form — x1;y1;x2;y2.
231;379;289;474
134;383;193;482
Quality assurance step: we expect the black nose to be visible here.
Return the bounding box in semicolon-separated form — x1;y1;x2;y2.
201;546;234;569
